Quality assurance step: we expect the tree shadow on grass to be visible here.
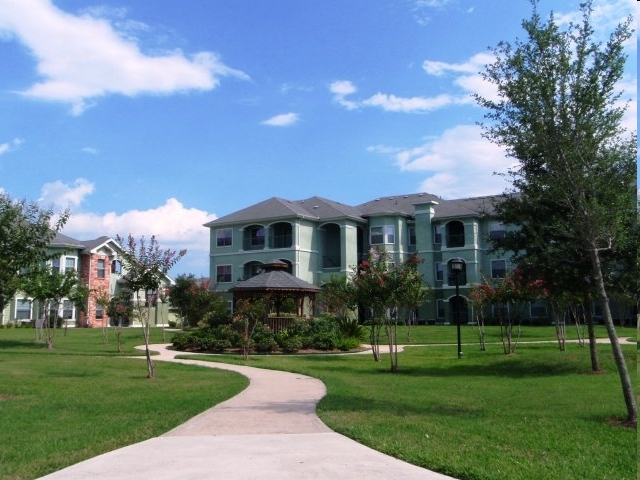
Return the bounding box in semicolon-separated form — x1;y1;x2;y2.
381;357;586;379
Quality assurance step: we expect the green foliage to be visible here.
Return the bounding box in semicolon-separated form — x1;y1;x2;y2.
476;0;636;423
169;275;229;327
251;321;278;353
309;315;341;350
0;194;69;318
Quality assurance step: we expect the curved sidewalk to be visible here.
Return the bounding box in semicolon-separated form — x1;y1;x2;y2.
39;344;456;480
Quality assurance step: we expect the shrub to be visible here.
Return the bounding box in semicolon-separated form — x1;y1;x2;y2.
252;322;277;353
310;316;341;350
279;335;303;353
337;336;362;351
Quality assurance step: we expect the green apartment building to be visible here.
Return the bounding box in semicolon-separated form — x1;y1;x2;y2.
205;192;536;325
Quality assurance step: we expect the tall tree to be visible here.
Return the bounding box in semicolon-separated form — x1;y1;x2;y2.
116;234;186;378
476;0;636;424
0;194;68;323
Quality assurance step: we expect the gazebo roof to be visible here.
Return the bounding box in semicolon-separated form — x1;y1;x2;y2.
230;260;321;294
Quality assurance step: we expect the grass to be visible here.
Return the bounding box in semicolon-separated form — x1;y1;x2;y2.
184;326;637;480
0;324;636;480
0;327;248;480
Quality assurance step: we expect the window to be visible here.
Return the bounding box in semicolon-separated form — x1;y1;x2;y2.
446;221;465;248
111;260;122;274
435;262;444;281
62;300;74;320
97;259;106;278
271;223;293;248
491;259;506;278
436;299;445;320
216;265;232;283
489;221;506;240
250;226;265;248
530;300;548;318
216;228;233;247
16;299;32;319
51;257;61;273
96;305;104;319
433;225;442;244
65;257;77;273
370;225;395;245
408;226;416;249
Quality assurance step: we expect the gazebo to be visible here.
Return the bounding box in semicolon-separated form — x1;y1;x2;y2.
229;260;322;331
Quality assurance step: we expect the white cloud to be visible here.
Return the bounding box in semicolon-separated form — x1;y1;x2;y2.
38;178;95;209
362;92;470;112
0;137;24;156
0;0;249;114
330;80;472;113
330;80;359;110
371;124;513;199
62;197;217;276
261;112;300;127
81;147;98;155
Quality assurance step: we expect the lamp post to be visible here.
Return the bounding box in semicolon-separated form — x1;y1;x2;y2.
450;257;464;359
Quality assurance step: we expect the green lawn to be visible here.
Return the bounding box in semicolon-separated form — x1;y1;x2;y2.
0;327;248;480
186;325;637;480
0;325;636;480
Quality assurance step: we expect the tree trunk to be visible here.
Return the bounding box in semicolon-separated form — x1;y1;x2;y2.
589;247;636;425
582;288;600;372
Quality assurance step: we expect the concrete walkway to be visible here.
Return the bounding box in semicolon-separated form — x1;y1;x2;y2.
39;344;457;480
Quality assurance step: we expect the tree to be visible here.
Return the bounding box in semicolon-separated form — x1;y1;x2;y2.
168;274;229;328
20;266;82;349
476;0;636;424
107;290;133;353
469;271;548;354
351;249;428;372
232;298;265;360
116;234;186;378
0;194;68;323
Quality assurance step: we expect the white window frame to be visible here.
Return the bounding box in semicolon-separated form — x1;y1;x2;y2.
216;228;233;247
97;259;106;278
64;256;77;273
370;225;395;245
16;299;32;320
216;264;232;283
491;259;506;279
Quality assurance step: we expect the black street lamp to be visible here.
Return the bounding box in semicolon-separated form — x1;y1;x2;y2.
450;257;464;359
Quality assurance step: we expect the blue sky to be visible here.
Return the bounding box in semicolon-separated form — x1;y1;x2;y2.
0;0;636;276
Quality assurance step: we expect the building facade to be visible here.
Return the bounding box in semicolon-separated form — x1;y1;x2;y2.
1;233;175;327
205;193;530;325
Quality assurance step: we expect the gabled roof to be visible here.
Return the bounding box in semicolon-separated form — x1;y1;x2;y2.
432;195;502;220
292;196;365;223
205;192;505;229
50;233;84;249
205;195;366;227
358;192;441;217
205;197;314;227
79;236;119;254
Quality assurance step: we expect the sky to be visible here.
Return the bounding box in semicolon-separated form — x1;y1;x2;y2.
0;0;636;277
